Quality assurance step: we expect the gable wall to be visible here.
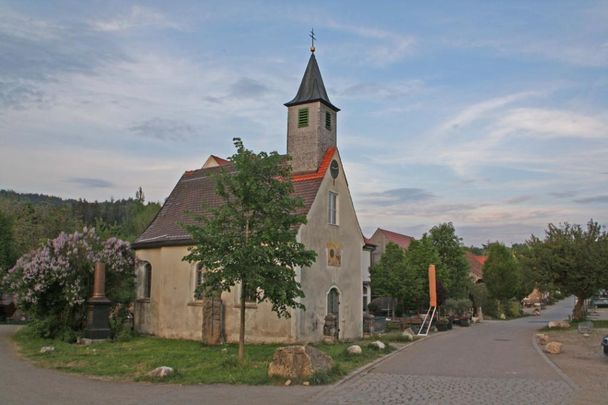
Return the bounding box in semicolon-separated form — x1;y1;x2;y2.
296;150;364;341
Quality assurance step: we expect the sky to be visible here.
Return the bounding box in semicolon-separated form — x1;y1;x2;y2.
1;1;607;246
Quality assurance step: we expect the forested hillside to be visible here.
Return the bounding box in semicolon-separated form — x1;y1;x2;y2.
0;188;161;269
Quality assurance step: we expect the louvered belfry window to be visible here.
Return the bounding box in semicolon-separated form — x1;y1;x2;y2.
298;108;309;128
325;111;331;130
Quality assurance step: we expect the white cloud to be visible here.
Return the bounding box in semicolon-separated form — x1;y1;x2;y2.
439;91;540;131
495;108;607;139
324;19;415;66
91;5;183;32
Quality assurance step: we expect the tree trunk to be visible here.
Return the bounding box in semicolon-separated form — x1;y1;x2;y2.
238;279;246;361
238;215;250;362
572;296;585;321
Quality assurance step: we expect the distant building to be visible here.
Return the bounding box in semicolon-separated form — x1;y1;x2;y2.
368;228;415;266
465;251;486;283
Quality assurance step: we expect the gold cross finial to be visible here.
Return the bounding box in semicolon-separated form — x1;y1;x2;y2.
309;28;316;53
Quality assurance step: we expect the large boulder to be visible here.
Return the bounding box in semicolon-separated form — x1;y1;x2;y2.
147;366;174;377
547;320;570;329
369;340;386;350
536;333;550;345
347;345;362;355
544;341;563;354
268;345;334;380
401;328;415;342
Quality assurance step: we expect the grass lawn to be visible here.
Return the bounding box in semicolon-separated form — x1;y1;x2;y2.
13;328;396;385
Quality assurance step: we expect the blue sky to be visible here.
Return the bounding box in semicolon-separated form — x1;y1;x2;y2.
1;1;607;246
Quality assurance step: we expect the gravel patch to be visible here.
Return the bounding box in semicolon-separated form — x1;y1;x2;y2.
542;327;608;404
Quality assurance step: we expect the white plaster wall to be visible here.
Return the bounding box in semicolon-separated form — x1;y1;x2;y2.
297;150;364;341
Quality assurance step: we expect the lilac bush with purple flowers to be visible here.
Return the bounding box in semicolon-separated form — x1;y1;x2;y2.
1;227;136;339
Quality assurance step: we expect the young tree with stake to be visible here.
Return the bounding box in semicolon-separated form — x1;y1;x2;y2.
183;138;316;361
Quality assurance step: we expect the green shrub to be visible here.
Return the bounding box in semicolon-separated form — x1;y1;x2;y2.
506;299;522;318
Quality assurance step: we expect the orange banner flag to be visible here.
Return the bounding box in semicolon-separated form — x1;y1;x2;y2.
428;264;437;307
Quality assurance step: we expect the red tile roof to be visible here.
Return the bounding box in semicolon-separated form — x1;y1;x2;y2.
210;155;230;166
474;255;487;265
377;228;414;249
465;251;487;280
292;147;336;182
133;157;326;249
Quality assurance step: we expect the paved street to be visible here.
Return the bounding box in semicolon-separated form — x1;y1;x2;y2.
315;297;577;404
1;298;577;404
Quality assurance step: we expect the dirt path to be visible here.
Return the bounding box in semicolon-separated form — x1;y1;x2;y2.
542;327;608;404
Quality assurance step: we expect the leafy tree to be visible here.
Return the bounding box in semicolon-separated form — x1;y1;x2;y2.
527;220;608;320
403;236;443;311
483;243;522;313
428;222;470;299
183;138;316;361
0;211;17;271
511;243;536;299
369;242;407;317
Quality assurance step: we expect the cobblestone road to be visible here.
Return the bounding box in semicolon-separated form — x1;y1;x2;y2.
311;297;577;405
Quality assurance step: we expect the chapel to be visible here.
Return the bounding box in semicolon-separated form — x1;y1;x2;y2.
132;46;369;343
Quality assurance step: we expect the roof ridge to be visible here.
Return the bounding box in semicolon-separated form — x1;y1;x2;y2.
379;228;414;239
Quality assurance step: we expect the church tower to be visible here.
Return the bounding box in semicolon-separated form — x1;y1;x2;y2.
285;48;340;173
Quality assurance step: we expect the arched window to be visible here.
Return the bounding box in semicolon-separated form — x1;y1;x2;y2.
143;262;152;299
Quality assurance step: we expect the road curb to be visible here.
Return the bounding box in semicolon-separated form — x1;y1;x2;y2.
531;332;578;391
310;332;440;402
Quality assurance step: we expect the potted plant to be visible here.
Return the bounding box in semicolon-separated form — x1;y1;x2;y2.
455;299;472;326
436;318;450;331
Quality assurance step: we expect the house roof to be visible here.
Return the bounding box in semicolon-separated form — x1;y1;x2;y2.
284;53;339;112
465;251;486;280
376;228;414;249
133;150;335;249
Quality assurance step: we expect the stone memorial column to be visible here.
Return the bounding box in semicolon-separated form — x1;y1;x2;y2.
84;262;112;340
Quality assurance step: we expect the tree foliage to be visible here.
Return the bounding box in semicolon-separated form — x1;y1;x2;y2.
483;242;522;305
369;242;407;316
183;138;316;360
0;189;161;258
428;222;471;299
527;220;608;320
404;236;443;310
1;228;136;340
0;210;17;271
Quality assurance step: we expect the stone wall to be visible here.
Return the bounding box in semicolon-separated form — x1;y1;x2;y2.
287;101;337;173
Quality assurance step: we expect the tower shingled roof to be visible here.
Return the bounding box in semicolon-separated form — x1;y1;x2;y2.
284;53;340;111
